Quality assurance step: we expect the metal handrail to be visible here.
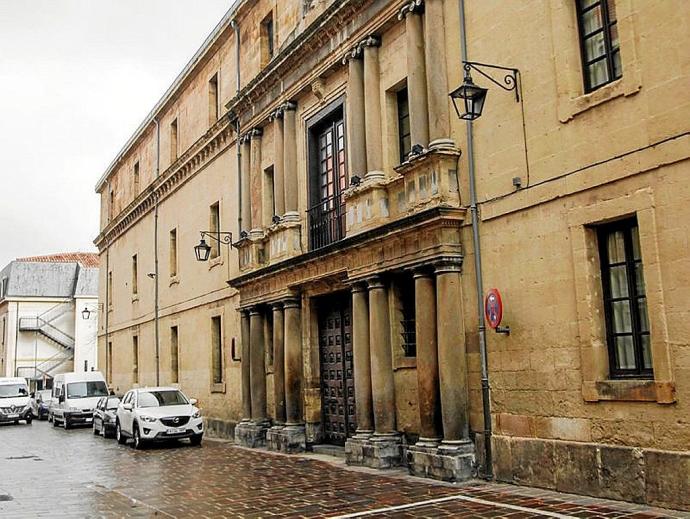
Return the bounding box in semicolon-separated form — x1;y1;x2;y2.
307;193;345;250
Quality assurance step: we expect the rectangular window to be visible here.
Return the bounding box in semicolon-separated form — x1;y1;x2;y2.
108;271;113;308
133;161;140;196
400;275;416;357
132;336;139;384
169;229;178;277
261;12;275;65
264;165;276;222
209;202;220;259
397;87;411;163
170;326;179;384
131;254;138;296
598;218;652;378
107;341;113;384
170;118;178;162
209;73;219;125
576;0;622;92
109;190;114;221
211;316;223;384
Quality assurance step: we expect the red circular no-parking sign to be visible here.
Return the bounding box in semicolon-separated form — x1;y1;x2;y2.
485;288;503;329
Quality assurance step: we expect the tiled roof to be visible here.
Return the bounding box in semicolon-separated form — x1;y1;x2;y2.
17;252;99;268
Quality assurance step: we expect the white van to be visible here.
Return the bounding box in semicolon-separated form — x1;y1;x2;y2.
51;372;109;429
0;377;33;425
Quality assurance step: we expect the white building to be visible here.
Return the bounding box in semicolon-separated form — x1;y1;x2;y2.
0;253;99;389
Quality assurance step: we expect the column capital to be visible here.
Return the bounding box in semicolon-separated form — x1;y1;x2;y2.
398;0;424;20
359;35;381;49
341;45;363;65
366;275;386;290
239;307;252;317
248;305;263;316
271;301;284;310
281;101;298;112
248;127;263;139
350;281;368;294
412;267;435;280
268;107;284;121
433;258;463;274
282;297;301;309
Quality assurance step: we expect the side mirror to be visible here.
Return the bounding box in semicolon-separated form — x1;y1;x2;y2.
123;403;133;411
189;398;198;406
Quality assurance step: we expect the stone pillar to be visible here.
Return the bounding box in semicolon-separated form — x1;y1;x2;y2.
362;37;384;180
240;309;251;421
249;307;267;422
368;276;396;435
272;303;286;424
352;283;373;436
283;298;303;425
414;270;441;445
435;261;470;444
240;137;252;232
346;52;367;179
282;102;299;221
249;128;263;231
272;111;286;218
424;0;453;149
401;4;429;148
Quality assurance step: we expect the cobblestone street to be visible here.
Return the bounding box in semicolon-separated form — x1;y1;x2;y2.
0;421;686;518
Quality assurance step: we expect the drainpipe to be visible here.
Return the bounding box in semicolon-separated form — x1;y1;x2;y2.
153;118;161;386
104;237;110;383
231;19;243;233
459;0;493;480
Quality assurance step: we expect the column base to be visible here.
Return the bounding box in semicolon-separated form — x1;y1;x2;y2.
281;211;300;223
266;424;306;453
235;420;271;449
407;439;475;482
364;170;385;182
428;138;456;150
345;433;402;469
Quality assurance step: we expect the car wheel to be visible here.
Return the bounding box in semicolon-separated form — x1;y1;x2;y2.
190;434;203;447
25;415;32;425
64;418;71;430
52;416;59;427
116;422;127;445
132;426;145;450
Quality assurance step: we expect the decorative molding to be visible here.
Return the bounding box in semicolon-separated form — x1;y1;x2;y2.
398;0;424;20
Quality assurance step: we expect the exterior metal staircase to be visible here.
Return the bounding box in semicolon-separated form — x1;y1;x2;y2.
18;316;75;350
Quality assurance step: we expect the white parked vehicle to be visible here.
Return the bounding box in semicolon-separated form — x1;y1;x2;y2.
0;377;32;425
51;372;109;429
115;387;203;449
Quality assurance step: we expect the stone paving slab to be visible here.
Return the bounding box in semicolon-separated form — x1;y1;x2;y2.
0;421;687;518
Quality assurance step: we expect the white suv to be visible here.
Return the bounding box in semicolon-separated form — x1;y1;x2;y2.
115;387;203;449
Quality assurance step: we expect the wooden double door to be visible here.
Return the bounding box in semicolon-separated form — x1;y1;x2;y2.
318;293;356;445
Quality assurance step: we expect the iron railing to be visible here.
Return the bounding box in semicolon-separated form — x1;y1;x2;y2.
19;317;75;349
307;194;345;250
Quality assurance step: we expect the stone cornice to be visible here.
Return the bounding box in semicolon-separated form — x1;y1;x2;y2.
94;115;234;250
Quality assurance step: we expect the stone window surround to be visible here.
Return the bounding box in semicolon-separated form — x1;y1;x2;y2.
209;307;226;394
568;188;675;404
549;0;642;123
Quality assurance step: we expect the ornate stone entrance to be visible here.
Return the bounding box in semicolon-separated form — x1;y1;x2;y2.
318;293;356;445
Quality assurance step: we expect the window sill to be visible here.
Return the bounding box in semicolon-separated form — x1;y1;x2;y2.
582;379;676;404
210;382;226;394
393;357;417;371
209;255;223;270
169;275;180;287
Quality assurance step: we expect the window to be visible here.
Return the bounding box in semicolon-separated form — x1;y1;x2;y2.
261;12;275;65
109;190;114;221
209;202;220;259
397;87;411;163
598;218;652;378
0;277;7;298
211;316;223;384
576;0;622;92
169;229;178;277
307;102;347;249
108;271;113;308
132;336;139;384
171;326;179;384
170;118;178;162
209;73;219;124
400;276;416;357
264;165;276;222
133;161;140;196
131;254;138;296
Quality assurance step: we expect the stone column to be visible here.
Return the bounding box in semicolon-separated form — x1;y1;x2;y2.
362;37;384;180
282;102;299;221
272;111;286;218
249;128;263;232
424;0;453;149
367;276;396;434
352;283;373;436
240;309;251;421
240;137;252;232
272;303;286;424
414;270;442;445
345;51;367;179
283;298;303;425
249;307;267;422
401;4;429;148
435;261;470;444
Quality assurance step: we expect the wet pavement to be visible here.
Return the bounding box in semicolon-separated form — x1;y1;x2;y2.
0;420;687;518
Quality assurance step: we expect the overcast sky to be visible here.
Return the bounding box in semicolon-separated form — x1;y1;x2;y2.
0;0;233;268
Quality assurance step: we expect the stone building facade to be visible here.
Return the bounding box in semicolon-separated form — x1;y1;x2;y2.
95;0;690;510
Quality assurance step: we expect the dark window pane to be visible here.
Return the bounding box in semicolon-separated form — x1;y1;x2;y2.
611;300;632;333
606;0;617;21
582;5;603;34
641;335;652;369
609;265;629;298
607;230;626;263
637;298;649;332
614;335;635;369
585;33;607;61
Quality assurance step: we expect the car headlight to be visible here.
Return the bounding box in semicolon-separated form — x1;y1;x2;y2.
192;409;201;419
139;415;157;423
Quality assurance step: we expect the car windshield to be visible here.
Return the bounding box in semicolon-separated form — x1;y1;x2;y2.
66;381;108;399
137;390;188;408
0;384;28;398
106;397;120;410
